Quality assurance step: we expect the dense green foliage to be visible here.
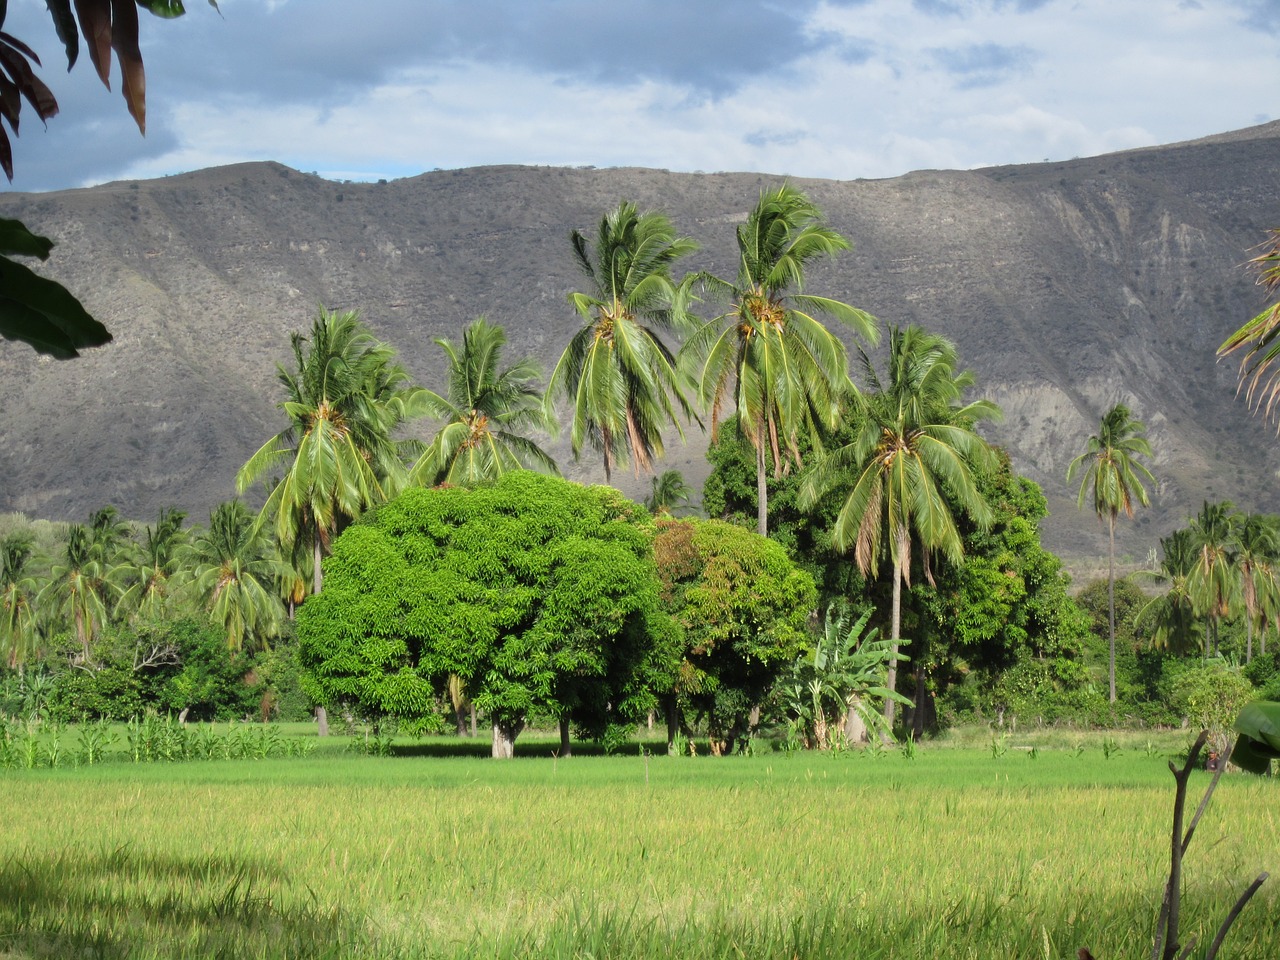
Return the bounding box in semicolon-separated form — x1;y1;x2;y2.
297;473;662;756
652;517;816;752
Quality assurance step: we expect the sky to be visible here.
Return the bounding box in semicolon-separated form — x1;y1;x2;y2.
2;0;1276;192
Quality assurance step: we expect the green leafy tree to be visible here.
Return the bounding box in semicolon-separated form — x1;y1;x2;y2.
0;532;40;669
1067;403;1155;702
684;183;878;536
921;453;1090;734
181;501;288;653
297;473;661;758
237;307;421;595
408;317;557;487
801;326;999;724
1218;229;1280;425
0;1;215;358
1188;500;1238;658
546;201;699;482
652;516;816;754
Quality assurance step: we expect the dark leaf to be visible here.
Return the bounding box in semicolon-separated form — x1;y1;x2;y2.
45;0;81;71
73;0;112;88
0;73;21;130
0;43;58;122
0;122;12;180
0;30;43;65
0;253;112;355
0;217;54;259
134;0;184;17
109;0;143;132
1231;700;1280;774
0;293;79;357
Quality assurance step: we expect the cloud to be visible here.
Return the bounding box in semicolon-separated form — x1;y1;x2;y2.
929;42;1037;88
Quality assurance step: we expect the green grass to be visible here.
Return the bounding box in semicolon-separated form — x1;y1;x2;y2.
0;733;1276;959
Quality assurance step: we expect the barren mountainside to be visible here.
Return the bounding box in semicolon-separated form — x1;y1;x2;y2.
2;121;1279;559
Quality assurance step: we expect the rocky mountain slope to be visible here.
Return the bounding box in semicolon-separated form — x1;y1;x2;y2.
2;122;1279;559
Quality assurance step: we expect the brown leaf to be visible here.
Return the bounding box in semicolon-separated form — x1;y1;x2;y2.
0;125;12;181
73;0;113;89
0;42;59;123
0;75;22;132
109;0;145;133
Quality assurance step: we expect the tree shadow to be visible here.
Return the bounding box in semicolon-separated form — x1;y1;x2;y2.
0;845;363;959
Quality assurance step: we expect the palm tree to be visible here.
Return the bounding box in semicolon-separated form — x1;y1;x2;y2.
408;317;558;487
800;326;999;724
182;501;289;652
0;532;40;670
1218;229;1280;425
1135;528;1201;656
111;507;188;622
1232;512;1278;663
1188;500;1238;658
546;201;699;482
39;524;110;658
237;307;421;595
685;184;878;536
1067;403;1155;702
645;469;693;516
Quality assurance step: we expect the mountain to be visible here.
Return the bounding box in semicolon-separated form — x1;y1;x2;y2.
2;122;1279;560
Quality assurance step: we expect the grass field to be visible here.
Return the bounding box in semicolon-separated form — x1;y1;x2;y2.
0;728;1276;959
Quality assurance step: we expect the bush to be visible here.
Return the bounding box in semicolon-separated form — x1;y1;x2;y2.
1168;662;1257;755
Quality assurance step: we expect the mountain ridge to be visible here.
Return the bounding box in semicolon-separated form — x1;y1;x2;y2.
2;122;1279;559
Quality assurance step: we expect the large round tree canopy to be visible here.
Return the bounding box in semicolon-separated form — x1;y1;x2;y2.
296;472;659;746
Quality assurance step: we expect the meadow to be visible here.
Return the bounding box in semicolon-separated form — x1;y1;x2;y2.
0;729;1277;960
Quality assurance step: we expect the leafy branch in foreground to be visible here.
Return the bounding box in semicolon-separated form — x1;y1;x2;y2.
0;1;218;359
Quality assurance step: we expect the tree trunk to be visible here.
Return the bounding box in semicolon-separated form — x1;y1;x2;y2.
454;705;468;737
491;717;524;759
313;534;323;596
884;570;903;727
558;716;572;758
756;426;768;537
844;697;867;744
470;703;477;737
1247;616;1254;664
664;695;679;756
1108;512;1116;704
316;706;329;737
912;665;927;742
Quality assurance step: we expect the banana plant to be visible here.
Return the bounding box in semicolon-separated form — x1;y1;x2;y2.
1231;700;1280;774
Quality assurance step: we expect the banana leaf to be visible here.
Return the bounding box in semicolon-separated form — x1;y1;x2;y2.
1231;700;1280;774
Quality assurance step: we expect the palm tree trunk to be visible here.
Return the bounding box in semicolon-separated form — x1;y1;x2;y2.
313;535;323;595
756;423;768;537
884;569;903;726
1108;511;1117;704
1247;616;1253;663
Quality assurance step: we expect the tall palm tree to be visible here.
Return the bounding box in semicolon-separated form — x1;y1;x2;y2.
1232;512;1278;663
1187;499;1238;658
1067;403;1155;702
237;307;421;595
111;507;187;622
182;501;289;652
1135;528;1201;656
800;326;999;724
0;532;40;670
39;523;111;659
1218;229;1280;424
408;317;558;487
686;184;878;535
546;201;699;482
